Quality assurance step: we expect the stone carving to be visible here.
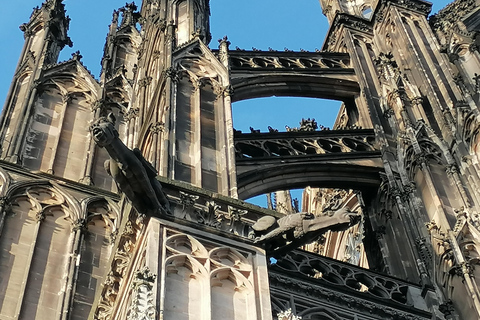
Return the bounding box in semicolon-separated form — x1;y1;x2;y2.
90;113;170;216
277;308;302;320
252;207;361;251
285;118;320;132
235;129;376;159
430;0;476;41
127;267;156;320
272;250;423;308
228;51;351;70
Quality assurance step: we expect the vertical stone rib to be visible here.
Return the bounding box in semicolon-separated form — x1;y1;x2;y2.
15;211;42;319
60;226;83;320
193;80;202;187
47;95;70;174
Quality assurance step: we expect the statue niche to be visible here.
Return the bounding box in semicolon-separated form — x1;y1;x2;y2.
89;113;170;216
252;207;361;254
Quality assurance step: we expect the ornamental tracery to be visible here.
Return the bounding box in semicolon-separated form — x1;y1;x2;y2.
228;52;351;70
404;140;445;179
272;250;411;305
235;130;377;159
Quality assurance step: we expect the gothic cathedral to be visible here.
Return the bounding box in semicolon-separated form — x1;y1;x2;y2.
0;0;479;319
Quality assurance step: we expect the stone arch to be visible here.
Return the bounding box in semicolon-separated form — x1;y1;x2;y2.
0;181;81;319
237;161;382;200
6;180;81;222
404;139;446;180
210;268;255;320
164;254;209;320
69;197;120;319
230;74;359;104
209;247;251;272
174;0;189;45
404;139;461;226
23;73;99;181
166;233;209;258
82;196;121;232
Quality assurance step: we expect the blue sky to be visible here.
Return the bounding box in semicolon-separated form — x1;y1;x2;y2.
0;1;452;130
0;0;453;205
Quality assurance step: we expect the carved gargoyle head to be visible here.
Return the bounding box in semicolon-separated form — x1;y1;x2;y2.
89;113;119;147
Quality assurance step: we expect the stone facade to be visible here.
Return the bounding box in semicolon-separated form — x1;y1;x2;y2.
1;0;480;319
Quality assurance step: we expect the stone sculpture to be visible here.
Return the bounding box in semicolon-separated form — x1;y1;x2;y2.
90;113;170;216
252;207;360;252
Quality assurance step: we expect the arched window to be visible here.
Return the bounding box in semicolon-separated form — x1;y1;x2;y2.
176;0;189;45
362;6;373;19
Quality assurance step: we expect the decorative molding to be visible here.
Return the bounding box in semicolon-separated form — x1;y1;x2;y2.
73;218;87;233
138;76;152;88
149;122;165;134
127;267;156;320
163;67;179;82
124;107;140;121
270;258;432;319
228;51;351;71
235;129;377;159
277;308;302;320
179;191;199;209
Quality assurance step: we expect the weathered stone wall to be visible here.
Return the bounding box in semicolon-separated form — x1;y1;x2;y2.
0;163;120;320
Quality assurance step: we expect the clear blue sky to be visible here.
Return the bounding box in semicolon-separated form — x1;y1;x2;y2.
0;0;452;206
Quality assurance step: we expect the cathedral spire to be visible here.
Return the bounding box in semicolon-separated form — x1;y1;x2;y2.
100;3;141;83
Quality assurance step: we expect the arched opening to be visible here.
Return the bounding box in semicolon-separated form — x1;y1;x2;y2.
232;96;343;209
361;6;373;19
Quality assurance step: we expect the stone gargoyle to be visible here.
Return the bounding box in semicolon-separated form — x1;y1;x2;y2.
89;113;170;216
252;207;361;253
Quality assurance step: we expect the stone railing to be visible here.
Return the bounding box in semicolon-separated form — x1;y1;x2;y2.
226;50;352;71
270;249;434;319
234;129;377;159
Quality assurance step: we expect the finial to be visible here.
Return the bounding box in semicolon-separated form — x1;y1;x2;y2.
119;2;140;27
71;51;82;61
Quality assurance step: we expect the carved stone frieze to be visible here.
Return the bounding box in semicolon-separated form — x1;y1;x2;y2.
394;0;432;15
179;191;199;209
227;51;351;71
375;52;400;81
163;67;179;82
192;200;222;229
438;300;455;317
234;129;377;159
